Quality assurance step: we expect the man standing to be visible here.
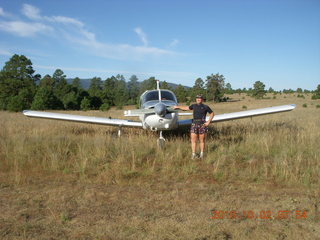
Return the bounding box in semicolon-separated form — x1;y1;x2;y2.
173;95;214;159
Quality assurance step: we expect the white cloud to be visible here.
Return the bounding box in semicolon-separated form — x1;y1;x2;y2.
0;7;5;16
22;4;41;20
0;7;12;18
22;4;83;27
49;16;84;27
1;4;176;60
134;27;148;46
0;21;53;37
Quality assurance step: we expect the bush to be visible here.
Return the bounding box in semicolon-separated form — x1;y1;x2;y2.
311;95;320;100
80;97;90;111
242;105;247;110
302;103;307;108
316;105;320;109
100;103;110;111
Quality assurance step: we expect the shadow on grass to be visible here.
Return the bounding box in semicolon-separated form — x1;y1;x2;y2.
66;120;299;147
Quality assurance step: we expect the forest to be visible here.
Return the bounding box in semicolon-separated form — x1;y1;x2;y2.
0;54;319;112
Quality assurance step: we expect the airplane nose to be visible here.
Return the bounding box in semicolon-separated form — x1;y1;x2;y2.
154;103;167;117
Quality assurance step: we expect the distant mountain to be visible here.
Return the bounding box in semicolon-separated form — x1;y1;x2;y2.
66;78;191;90
66;78;91;89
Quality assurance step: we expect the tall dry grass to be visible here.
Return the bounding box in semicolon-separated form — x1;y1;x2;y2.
0;93;319;187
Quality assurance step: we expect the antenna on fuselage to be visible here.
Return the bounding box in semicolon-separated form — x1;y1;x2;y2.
156;80;161;102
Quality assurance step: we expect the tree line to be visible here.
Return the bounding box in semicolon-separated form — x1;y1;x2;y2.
0;55;319;112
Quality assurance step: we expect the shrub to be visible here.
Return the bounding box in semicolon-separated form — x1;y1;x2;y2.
100;103;110;111
80;97;90;111
302;103;307;108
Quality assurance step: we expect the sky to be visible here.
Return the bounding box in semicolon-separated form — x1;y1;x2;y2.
0;0;319;90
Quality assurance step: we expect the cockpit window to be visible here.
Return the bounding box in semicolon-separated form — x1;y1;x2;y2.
140;90;177;107
143;90;176;102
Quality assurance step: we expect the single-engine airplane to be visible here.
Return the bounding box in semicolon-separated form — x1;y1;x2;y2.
23;80;296;146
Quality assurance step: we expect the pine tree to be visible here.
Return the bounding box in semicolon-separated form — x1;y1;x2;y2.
127;75;139;104
31;87;60;110
174;84;187;102
80;97;90;111
191;78;205;99
0;54;38;111
88;77;103;109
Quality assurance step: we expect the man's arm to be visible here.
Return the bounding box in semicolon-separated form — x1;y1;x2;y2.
203;111;215;127
173;105;190;111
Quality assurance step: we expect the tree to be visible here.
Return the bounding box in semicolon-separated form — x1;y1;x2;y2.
88;77;103;109
80;97;90;111
252;81;266;99
268;87;275;93
139;77;157;94
114;75;129;108
102;76;116;106
62;91;79;110
52;69;71;108
191;78;205;99
72;77;81;89
31;87;60;110
205;73;225;102
311;84;320;100
174;84;187;102
225;83;233;94
0;54;38;111
296;88;303;93
161;81;172;90
127;75;139;104
39;74;55;89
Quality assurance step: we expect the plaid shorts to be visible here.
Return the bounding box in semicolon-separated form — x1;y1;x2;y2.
190;123;208;134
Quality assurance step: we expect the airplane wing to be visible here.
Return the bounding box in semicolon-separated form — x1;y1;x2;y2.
23;110;143;128
124;107;192;117
178;104;296;126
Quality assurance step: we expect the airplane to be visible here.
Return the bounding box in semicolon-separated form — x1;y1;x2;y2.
23;80;296;147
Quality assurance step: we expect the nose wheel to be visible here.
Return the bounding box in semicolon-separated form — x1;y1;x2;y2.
157;131;166;149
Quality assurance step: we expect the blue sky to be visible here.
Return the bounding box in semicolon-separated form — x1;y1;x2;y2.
0;0;319;90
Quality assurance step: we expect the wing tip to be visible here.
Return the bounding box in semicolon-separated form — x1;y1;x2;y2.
289;104;296;109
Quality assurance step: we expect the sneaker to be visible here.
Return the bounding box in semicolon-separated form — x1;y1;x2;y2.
192;152;197;159
199;152;204;159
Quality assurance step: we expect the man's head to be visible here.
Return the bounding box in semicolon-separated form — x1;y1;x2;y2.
196;94;203;104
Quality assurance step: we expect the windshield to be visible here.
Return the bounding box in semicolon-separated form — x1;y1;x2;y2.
140;90;177;107
143;90;176;102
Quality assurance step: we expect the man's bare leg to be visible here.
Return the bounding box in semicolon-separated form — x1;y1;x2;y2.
199;133;206;158
191;133;198;158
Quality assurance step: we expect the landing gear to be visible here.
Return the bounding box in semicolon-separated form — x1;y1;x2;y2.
157;131;166;149
117;125;122;137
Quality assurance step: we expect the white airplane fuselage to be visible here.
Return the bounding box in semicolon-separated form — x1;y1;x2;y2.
141;111;179;131
138;89;180;131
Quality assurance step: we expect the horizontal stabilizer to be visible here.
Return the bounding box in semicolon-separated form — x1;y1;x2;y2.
178;113;193;116
124;109;155;117
23;110;143;128
178;104;296;126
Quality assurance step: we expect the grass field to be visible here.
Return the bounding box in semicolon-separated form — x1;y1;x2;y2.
1;93;320;239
